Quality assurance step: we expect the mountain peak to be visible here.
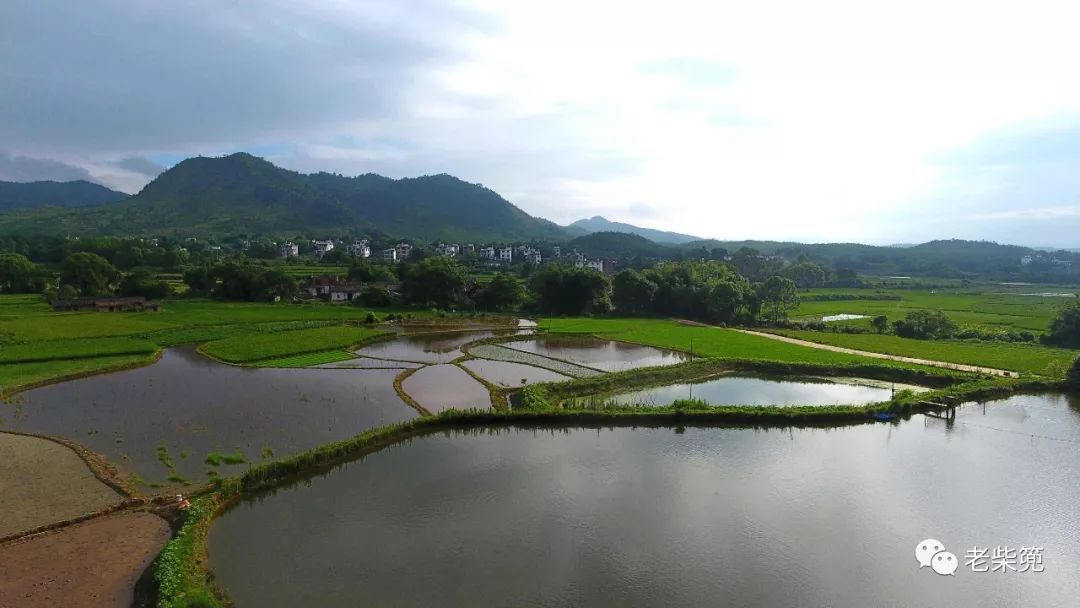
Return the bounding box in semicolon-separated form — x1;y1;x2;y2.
566;216;702;245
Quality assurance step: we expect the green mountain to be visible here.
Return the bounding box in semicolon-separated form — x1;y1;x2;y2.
0;153;568;242
0;179;128;212
566;215;701;244
568;231;675;260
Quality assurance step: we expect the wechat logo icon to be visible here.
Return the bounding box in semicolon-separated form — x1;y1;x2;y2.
916;538;957;576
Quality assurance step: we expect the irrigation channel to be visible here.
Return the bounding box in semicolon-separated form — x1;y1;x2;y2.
2;319;1076;606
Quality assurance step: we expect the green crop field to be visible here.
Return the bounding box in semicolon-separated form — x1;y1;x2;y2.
0;337;157;364
794;288;1076;333
0;354;156;396
772;329;1076;376
199;326;387;363
540;318;897;366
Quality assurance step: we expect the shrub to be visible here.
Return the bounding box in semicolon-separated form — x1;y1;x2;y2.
892;309;957;339
1069;357;1080;387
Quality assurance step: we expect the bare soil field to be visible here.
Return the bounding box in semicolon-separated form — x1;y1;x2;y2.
0;512;170;608
0;432;121;537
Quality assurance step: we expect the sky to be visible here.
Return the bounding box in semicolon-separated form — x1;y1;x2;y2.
3;0;1080;247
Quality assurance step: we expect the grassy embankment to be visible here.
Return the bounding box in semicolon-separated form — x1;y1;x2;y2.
198;326;388;365
768;329;1076;378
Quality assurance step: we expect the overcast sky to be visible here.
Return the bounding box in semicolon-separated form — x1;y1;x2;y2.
3;0;1080;247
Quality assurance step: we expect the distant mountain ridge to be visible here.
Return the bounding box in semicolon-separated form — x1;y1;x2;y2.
0;179;128;212
566;216;701;244
0;153;567;241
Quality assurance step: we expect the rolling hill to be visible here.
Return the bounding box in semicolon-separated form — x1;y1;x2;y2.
0;153;568;242
566;216;701;244
0;180;128;212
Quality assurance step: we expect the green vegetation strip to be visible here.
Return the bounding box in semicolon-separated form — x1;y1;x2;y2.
0;353;160;397
199;326;388;364
0;337;157;364
249;350;357;368
772;330;1077;377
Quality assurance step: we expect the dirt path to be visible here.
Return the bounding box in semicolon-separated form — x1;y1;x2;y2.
733;329;1020;378
0;512;170;608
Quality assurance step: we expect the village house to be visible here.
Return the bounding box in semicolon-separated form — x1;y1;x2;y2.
498;247;513;262
347;240;371;258
303;275;342;297
479;246;495;259
312;239;335;257
395;243;412;259
382;248;398;262
328;283;365;303
279;241;299;258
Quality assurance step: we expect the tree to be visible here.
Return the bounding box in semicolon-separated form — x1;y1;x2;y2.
1042;302;1080;348
358;285;398;307
871;315;888;333
782;261;826;288
612;269;657;315
347;260;396;283
59;252;120;296
892;309;957;339
0;253;45;293
118;269;173;299
183;266;218;295
1068;357;1080;387
400;257;467;309
529;264;610;315
474;273;526;312
758;276;799;322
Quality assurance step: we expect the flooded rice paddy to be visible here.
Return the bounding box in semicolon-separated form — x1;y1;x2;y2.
210;393;1080;607
353;330;521;364
401;364;492;413
500;336;691;372
0;348;417;482
459;359;570;387
820;313;870;322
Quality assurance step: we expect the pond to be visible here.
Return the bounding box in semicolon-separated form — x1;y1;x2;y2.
0;348;416;482
354;330;519;364
209;393;1080;607
578;374;919;407
820;313;870;322
400;364;492;413
502;336;690;372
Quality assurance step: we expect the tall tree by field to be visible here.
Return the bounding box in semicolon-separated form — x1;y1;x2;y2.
643;260;754;323
782;261;827;288
474;273;527;312
892;309;958;339
400;256;468;309
871;315;889;333
612;269;658;315
529;264;610;315
1042;302;1080;348
118;269;173;299
0;253;46;293
347;260;396;283
758;276;799;322
182;266;218;296
212;261;298;301
59;252;121;296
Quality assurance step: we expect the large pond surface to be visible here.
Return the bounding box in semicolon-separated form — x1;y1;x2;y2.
211;393;1080;607
502;336;690;372
0;348;416;481
584;374;907;407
